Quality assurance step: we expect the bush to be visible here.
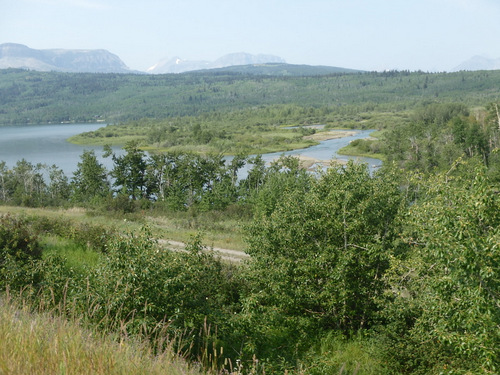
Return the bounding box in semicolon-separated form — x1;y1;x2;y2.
301;332;389;375
101;194;138;214
25;215;115;253
88;229;240;363
0;214;42;264
0;214;43;290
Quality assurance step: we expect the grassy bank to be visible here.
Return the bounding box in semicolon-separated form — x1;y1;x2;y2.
0;204;248;251
337;131;386;162
0;297;201;375
68;118;318;155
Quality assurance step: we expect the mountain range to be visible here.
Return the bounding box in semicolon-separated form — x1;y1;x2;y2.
0;44;356;75
1;43;499;74
146;53;286;74
0;43;133;73
452;55;500;72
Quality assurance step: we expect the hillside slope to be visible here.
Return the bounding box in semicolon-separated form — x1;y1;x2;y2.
1;68;499;125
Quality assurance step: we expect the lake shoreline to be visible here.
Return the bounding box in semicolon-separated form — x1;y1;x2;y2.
0;124;382;178
265;129;382;171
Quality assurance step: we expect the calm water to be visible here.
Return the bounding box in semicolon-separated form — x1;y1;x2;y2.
259;129;382;169
0;124;381;178
0;123;118;176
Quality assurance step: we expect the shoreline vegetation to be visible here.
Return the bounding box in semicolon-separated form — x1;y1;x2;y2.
67;122;381;173
68;121;374;165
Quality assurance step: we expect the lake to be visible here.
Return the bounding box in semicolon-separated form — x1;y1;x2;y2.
0;124;381;177
0;123;119;176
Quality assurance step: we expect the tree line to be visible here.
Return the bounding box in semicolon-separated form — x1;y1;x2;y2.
0;143;300;213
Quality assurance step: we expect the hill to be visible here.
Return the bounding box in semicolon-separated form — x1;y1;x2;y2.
193;62;363;76
452;55;500;71
1;68;500;125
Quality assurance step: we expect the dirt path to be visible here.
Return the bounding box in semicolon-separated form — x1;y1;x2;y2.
158;239;250;263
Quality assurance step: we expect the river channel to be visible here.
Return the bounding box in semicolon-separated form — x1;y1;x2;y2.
0;123;381;177
257;129;382;171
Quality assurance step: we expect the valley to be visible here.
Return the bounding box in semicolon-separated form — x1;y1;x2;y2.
0;66;498;374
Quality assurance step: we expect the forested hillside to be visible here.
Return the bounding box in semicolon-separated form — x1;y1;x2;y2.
1;68;500;125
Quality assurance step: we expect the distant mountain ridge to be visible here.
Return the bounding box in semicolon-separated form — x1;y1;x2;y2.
147;52;286;74
452;55;500;71
0;43;132;73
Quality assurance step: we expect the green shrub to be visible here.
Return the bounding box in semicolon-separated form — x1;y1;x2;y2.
88;229;239;362
69;222;115;253
25;215;115;253
0;214;43;290
0;214;42;264
101;194;138;214
301;332;390;375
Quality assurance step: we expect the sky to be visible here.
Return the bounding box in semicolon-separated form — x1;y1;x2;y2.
1;0;500;72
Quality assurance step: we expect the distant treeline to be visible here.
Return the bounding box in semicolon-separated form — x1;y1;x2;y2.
1;68;500;125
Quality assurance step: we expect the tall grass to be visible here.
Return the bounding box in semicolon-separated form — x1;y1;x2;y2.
300;332;390;375
0;204;249;252
0;296;202;375
41;235;103;272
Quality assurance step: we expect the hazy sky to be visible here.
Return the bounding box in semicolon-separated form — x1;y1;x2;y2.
2;0;500;72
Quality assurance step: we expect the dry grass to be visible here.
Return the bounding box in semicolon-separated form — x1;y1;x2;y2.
0;297;201;375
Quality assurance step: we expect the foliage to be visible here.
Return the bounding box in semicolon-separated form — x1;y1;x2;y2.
2;69;500;126
383;160;499;374
105;141;150;200
87;229;240;363
242;154;313;214
3;66;500;373
378;101;500;177
239;162;403;365
0;160;70;207
71;149;110;203
1;155;498;373
0;214;42;262
0;214;43;290
26;214;115;253
300;332;389;375
2;159;46;206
